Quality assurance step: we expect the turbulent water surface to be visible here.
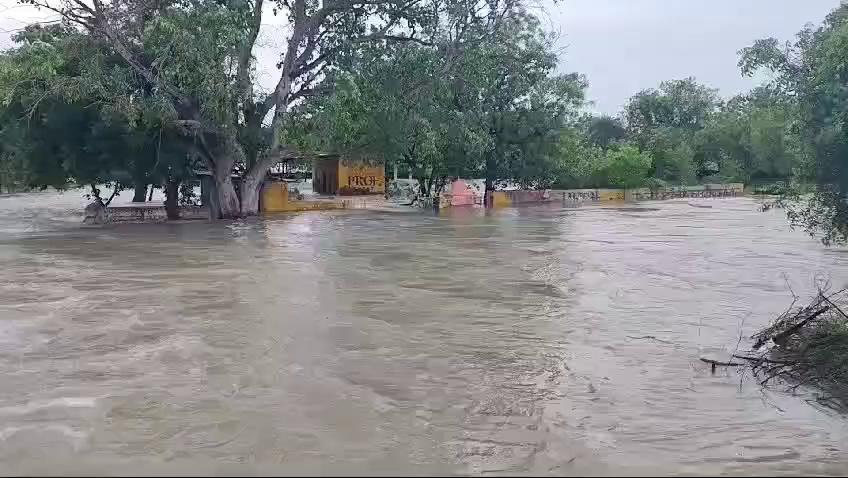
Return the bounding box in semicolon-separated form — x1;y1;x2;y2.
2;190;848;475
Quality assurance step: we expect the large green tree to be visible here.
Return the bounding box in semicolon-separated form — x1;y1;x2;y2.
621;78;718;185
587;115;626;150
0;23;194;204
14;0;523;218
740;5;848;244
449;12;586;191
693;88;796;183
293;10;586;196
289;44;478;197
624;78;719;148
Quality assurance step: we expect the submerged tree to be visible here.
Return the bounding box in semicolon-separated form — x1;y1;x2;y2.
0;22;196;203
451;12;586;191
291;10;586;196
693;88;797;183
13;0;527;218
740;4;848;244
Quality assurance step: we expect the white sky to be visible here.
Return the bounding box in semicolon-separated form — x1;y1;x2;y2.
1;0;842;115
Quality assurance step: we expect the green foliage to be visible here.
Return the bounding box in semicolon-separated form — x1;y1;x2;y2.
142;3;247;124
624;78;719;148
587;115;626;150
740;4;848;243
293;11;586;195
619;78;721;186
549;128;603;189
600;145;653;189
692;88;797;183
643;127;696;184
453;13;587;190
0;20;195;197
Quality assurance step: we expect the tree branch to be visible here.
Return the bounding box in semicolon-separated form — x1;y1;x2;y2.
381;34;434;46
237;0;264;110
103;182;120;206
263;0;423;119
25;0;95;29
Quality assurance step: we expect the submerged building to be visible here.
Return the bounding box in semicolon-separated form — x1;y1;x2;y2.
313;156;385;196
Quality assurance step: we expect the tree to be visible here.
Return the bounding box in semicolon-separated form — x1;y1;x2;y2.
623;78;719;148
740;4;848;243
621;78;718;185
642;127;696;184
293;9;585;196
15;0;524;218
288;44;474;198
587;115;626;150
692;89;797;183
600;145;652;189
0;22;197;204
550;127;604;189
450;12;586;191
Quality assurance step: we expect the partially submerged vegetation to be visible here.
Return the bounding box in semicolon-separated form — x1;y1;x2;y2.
2;0;828;208
738;289;848;411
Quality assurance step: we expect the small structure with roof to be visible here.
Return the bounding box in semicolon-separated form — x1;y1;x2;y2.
313;155;385;196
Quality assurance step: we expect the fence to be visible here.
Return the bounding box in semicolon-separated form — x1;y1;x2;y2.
481;183;745;208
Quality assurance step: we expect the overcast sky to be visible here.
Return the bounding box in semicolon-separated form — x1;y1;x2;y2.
550;0;841;114
1;0;842;115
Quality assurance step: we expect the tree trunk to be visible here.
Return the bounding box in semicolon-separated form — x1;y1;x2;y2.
132;183;148;202
214;175;241;219
485;155;496;192
240;176;262;216
198;133;243;219
434;176;447;196
147;184;154;202
165;179;180;220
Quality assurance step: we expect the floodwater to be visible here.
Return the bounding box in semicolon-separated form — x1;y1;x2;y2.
1;190;848;475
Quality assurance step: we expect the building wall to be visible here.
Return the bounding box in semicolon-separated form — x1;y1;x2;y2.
261;182;290;212
483;184;744;208
337;159;385;195
261;181;347;213
108;206;208;223
624;184;744;201
313;159;339;195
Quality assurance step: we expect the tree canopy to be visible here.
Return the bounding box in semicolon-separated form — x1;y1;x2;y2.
739;4;848;244
3;0;848;244
2;0;536;216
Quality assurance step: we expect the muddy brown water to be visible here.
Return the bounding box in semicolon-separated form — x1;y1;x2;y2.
2;190;848;475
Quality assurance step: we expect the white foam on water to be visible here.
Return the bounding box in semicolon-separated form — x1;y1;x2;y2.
0;397;98;416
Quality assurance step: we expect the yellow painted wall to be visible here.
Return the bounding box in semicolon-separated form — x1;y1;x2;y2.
285;200;344;212
484;183;744;209
598;189;625;201
490;192;513;208
337;161;385;194
262;181;346;213
261;182;290;212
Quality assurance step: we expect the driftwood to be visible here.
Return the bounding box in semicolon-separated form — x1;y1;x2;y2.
626;335;673;344
740;288;848;411
752;293;833;350
731;354;795;365
700;357;743;373
771;306;829;346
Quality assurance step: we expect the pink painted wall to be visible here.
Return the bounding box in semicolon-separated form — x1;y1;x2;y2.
441;179;483;207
